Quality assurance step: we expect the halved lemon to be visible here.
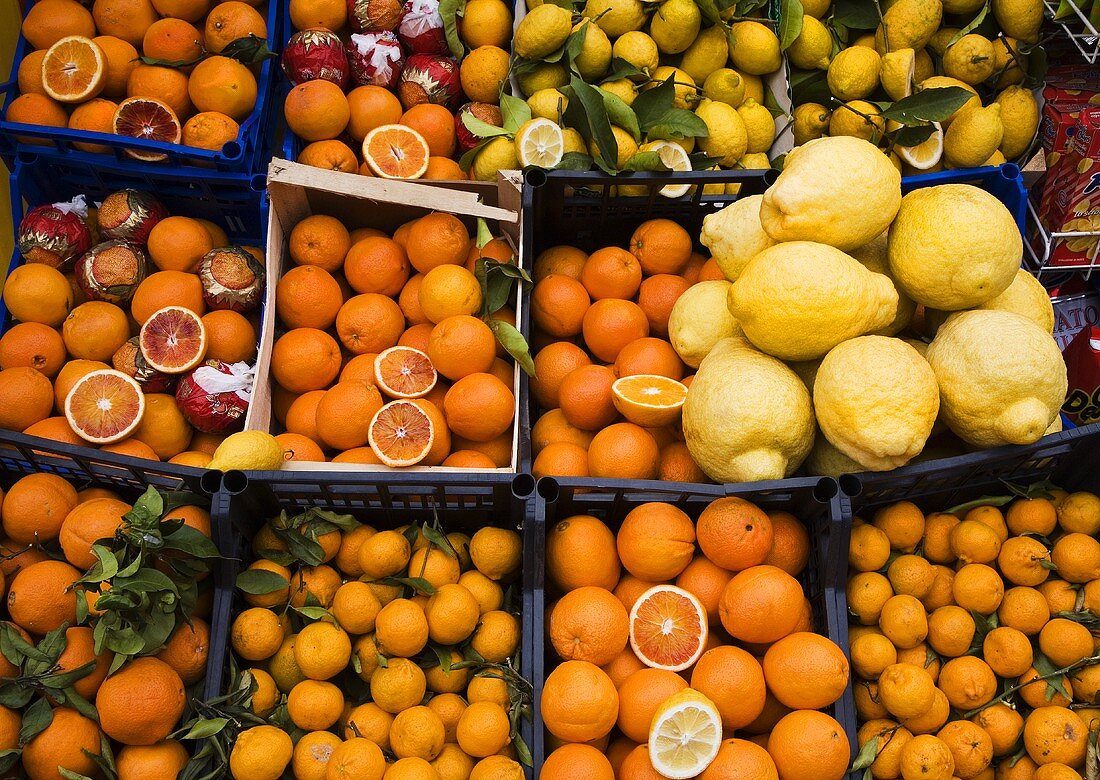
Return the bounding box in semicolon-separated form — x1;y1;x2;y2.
647;140;693;198
42;36;106;103
64;369;145;444
894;121;943;170
648;688;723;779
629;584;707;672
374;346;437;399
515;118;564;168
363;124;430;180
368;399;435;467
611;374;688;427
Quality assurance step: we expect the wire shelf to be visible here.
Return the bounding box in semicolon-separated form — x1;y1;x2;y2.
1024;197;1100;278
1043;0;1100;63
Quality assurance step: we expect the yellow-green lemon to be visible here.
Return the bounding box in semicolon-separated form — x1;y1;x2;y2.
737;98;775;154
667;280;739;367
683;337;815;482
679;24;729;85
887;183;1021;310
527;88;567;120
787;15;832;70
612;31;659;73
694;98;748;167
804;432;865;478
813;336;940;471
849;231;917;336
926;310;1066;447
472;136;519;181
760;135;902;251
728;21;782;75
650;0;701;54
943;34;996;85
995;84;1040;159
516;62;568;97
944;0;986;12
875;0;943;52
572;19;612;82
992;0;1043;43
514;4;572;59
208;431;286;471
992;37;1025;87
914;48;935;82
582;0;647;38
827;46;882;101
562;127;586;154
588;124;638;169
880;48;915;101
600;79;636;106
917;76;980;126
792;102;830;145
727;241;899;361
647;65;697;109
801;0;831;17
700;194;777;282
976;268;1055;333
944;103;1004;169
702;68;746;106
928;27;962;57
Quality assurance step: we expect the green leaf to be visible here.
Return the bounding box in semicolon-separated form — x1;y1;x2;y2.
402;525;421;547
632;76;676;132
945;495;1015;516
513;731;533;768
128;487;164;529
602;57;648;82
104;627;146;657
439;0;467;60
831;0;879;28
734;0;768;13
646;108;709;140
376;653;389;669
569;76;618;170
893;123;937;147
555;151;593;170
789;68;832;105
599;88;641;142
480;261;515;317
947;1;990;47
778;0;804;50
422;525;458;558
219;34;276;65
293;606;333;622
476;218;493;250
487;319;535;378
19;698;54;746
62;688;99;720
0;685;32;710
179;718;229;740
41;661;96;690
500;93;533;135
696;0;723;25
1032;652;1072;701
0;624;30;668
461;113;510;140
458;137;493;172
880;87;977;124
623;151;670;171
431;645;454;672
236;569;289;596
82;545;119;584
562;24;589;72
58;770;94;780
380;576;437;596
851;735;879;771
690;151;723;170
0;750;20;774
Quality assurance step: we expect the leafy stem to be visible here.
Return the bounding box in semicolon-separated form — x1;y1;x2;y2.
962;653;1100;718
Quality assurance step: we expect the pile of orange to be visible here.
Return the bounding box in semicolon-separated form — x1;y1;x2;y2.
848;491;1100;779
269;210;519;467
539;496;853;780
0;472;213;779
9;0;268;157
0;191;263;466
227;514;526;779
530;218;726;484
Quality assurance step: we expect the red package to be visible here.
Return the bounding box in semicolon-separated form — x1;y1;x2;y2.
348;32;405;88
175;360;253;433
399;0;449;55
1061;324;1100;425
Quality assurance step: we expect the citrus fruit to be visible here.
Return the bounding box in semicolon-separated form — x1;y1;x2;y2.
138;306;207;374
112;97;182;161
42;35;106;103
515;117;565;168
64;368;145;444
648;689;723;779
363;124;430;179
368;400;435;467
373;346;437;399
611;374;688;427
629;584;708;672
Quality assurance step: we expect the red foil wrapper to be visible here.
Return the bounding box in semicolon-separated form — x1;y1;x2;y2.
175;360;253;434
1061;324;1100;425
455;102;503;153
282;28;350;88
96;189;167;245
112;337;178;394
348;0;404;32
399;0;448;55
199;247;265;312
398;53;460;110
18;196;93;269
75;240;148;304
349;32;405;88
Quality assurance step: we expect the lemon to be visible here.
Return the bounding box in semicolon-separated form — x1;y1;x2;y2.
679;25;729;84
527;88;567;121
827;46;882;101
874;0;943;52
683;337;815;482
894;120;943;170
588;124;638;169
880;48;915;101
472;136;519;181
738;70;765;104
728;21;782;75
992;37;1025;87
645;140;693;197
700;194;777;281
726;152;770;195
801;0;831;16
995;84;1040;159
561;127;586;154
728;241;900;361
514;4;572;59
515;118;564;167
984;150;1006;165
992;0;1043;43
208;431;286;471
943;34;996;85
792;102;830;145
648;689;722;779
650;0;701;54
814;336;940;471
917;76;980;126
887;183;1021;310
788;15;832;70
804;432;866;478
667;280;739;367
516;62;568;96
572;19;612;81
582;0;647;37
694;98;748;166
926;310;1066;447
760;135;901;251
944;104;1004;169
600;79;636;105
612;31;659;73
702;68;745;106
852;32;877;48
944;0;985;12
737;98;775;154
928;27;961;57
914;48;935;82
849;231;917;336
647;66;697;109
976;268;1055;333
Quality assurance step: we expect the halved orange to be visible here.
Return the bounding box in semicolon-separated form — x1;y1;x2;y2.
629;584;708;672
42;36;106;104
113;97;182;162
374;346;437;399
64;369;146;444
362;124;430;180
139;306;207;374
368;399;435;467
611;374;688;427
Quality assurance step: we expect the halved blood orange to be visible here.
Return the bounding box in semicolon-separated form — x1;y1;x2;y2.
139;306;208;374
612;374;688;428
374;346;437;399
64;369;146;444
42;36;106;103
629;584;708;672
368;399;435;467
362;124;430;180
113;97;182;162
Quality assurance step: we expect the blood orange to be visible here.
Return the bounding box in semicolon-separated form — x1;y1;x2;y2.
64;369;145;444
362;124;430;179
368;399;435;467
42;36;106;103
629;584;708;672
112;97;182;162
374;346;437;399
139;306;207;374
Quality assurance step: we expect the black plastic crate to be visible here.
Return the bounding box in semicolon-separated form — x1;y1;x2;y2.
530;474;858;773
207;471;538;777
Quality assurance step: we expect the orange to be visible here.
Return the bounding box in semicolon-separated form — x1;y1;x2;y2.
719;565;804;644
547;514;620;592
276;266;343;330
0;323;66;378
939;656;998;711
615;502;694;581
532;407;596;453
1007;496;1059;536
362;124;430;179
188;55;257;120
418;264;482;323
315;380;385;451
452;429;512;467
1;473;78;545
699;739;778;780
410;397;451;464
558;364;618;431
1038;618;1094;668
630;219;692;275
100;438;157;460
697;258;724;280
872;500;926;552
7;559;80;634
94;35;138;97
289;214;351;272
763;511;810;575
272;328;342;392
466;236;514;271
341;354;381;386
181;111;240;153
4;93;69;143
297;138;358;171
131;271;205;324
767;710;850;780
116;740;189;780
147;216;215;273
443;449;496;468
459;45;510;103
406;213;470;274
335;294;405;355
541;743;615;780
201;310;257;363
346;85;403;141
427;315;497;381
229;725;294;780
129;393;192;459
615;338;685;382
399;323;434;353
580;247;643;300
142;18;202;64
582;298;650;362
58;496;130;569
1050;532;1100;583
53;624;110;700
52;360;107;413
675;555;733;625
204;0;267;52
426;157;466;181
531;275;591;338
17;49;48;96
68;97;118;152
3;263;73;326
549;585;630;665
344;236;410;297
22;707;102;780
540;660;619;743
62;301;130;362
0;367;53;433
287;679;344;731
937;720;992;779
401;103;457;158
762;632;849;710
285;79;350;141
23;416;85;446
23;0;96;49
443;372;515;442
534;245;587;282
1023;707;1087;767
697;496;774;572
532;441;589;479
690;646;767;730
156;618;209;685
96;657;185;746
289;0;346;29
532;342;591;410
982;625;1034;678
285;390;325;442
93;0;158;46
615;668;689;744
126;64;192;120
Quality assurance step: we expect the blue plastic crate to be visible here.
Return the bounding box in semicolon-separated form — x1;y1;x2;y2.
0;0;279;173
902;163;1028;235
